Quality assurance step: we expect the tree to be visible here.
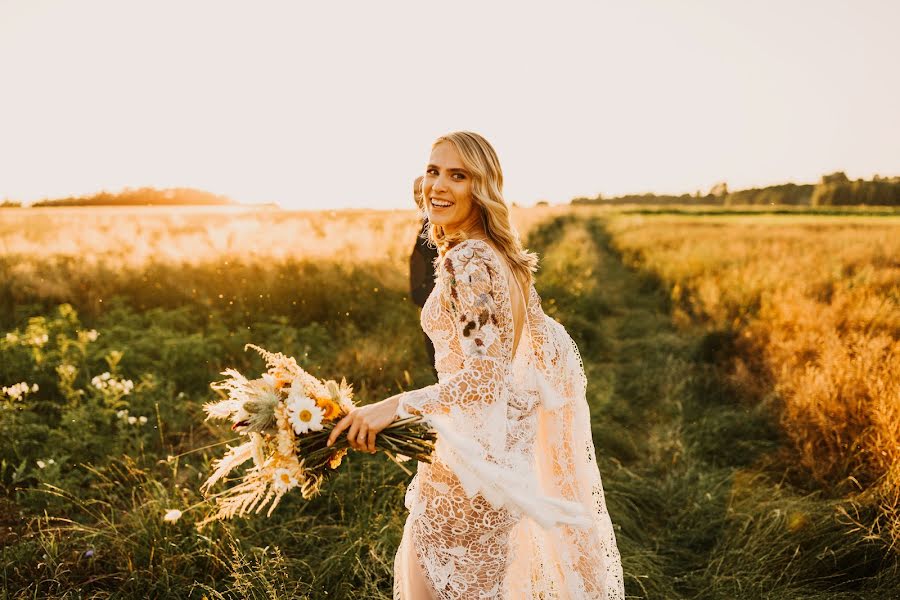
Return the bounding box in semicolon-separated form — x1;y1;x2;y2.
821;171;849;185
709;182;729;198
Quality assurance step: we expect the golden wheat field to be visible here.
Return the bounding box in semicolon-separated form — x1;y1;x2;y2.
606;213;900;538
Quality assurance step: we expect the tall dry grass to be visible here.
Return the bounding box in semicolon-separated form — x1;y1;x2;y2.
0;205;573;267
606;215;900;543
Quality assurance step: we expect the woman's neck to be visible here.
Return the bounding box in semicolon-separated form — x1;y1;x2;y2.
442;210;486;240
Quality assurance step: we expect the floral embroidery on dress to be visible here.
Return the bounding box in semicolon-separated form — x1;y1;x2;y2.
442;241;501;358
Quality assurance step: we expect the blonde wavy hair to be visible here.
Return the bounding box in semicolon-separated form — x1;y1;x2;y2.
420;131;539;287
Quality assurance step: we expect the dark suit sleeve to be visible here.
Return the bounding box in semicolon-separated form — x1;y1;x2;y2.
409;220;438;308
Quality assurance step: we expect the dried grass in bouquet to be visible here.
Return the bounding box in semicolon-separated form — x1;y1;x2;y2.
194;344;435;529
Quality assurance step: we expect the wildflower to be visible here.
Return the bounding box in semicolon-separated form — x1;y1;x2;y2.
315;396;342;420
2;382;36;401
285;393;324;435
138;415;148;425
326;378;356;414
272;468;299;493
27;332;49;347
328;448;349;469
128;416;137;425
163;509;183;523
37;460;46;469
83;549;94;558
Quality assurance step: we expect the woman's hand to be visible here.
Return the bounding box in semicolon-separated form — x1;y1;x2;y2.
327;395;401;453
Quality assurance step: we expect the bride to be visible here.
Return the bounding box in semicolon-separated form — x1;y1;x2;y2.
327;131;624;599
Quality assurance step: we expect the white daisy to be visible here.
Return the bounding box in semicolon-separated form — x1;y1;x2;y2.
285;393;324;435
272;467;299;493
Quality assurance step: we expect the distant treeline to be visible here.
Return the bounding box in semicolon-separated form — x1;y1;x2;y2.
572;172;900;206
19;187;237;207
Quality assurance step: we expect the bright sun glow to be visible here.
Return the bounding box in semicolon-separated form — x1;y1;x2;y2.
1;0;898;210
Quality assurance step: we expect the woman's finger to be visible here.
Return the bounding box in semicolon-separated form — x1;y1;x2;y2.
327;414;351;447
367;430;377;453
347;418;361;449
355;424;368;450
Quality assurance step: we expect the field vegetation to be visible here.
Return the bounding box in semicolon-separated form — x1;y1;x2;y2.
0;205;897;598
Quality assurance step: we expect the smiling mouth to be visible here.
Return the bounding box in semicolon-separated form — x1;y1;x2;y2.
431;198;453;208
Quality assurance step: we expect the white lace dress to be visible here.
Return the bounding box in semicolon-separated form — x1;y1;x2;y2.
392;238;624;599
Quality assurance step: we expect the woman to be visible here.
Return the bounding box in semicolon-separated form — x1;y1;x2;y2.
327;131;624;598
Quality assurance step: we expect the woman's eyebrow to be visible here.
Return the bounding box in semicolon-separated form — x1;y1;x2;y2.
426;164;469;174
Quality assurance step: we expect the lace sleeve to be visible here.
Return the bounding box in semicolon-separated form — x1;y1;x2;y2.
395;241;506;423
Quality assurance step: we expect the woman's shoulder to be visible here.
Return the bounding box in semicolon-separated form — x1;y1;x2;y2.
441;238;500;278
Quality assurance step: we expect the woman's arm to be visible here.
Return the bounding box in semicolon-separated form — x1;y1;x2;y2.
328;240;506;452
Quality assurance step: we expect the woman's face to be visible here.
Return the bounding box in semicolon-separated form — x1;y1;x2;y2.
423;141;481;234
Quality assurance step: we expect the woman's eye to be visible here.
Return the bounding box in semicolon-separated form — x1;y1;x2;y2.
452;173;465;180
426;168;437;175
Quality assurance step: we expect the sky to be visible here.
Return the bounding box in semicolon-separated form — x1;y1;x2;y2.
1;0;898;210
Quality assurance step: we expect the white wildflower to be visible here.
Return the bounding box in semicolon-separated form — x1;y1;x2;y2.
138;416;148;425
2;382;36;401
163;509;183;523
285;393;324;435
127;416;137;425
36;460;46;469
272;468;299;494
28;332;49;347
91;373;132;395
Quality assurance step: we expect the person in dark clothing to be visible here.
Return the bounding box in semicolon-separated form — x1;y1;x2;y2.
408;175;439;380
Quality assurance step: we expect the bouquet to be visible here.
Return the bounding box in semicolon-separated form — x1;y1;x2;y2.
195;344;435;528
